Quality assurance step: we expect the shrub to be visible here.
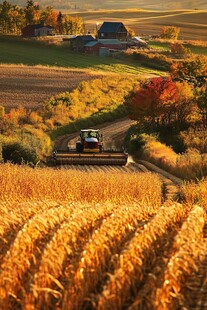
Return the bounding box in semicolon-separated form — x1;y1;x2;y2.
0;142;2;163
180;127;207;153
170;42;192;57
123;50;172;70
2;141;39;165
161;26;180;40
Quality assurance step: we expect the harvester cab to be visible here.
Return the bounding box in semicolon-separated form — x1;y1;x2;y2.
76;129;103;153
53;128;128;166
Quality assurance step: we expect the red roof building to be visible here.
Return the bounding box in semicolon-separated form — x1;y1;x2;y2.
22;24;53;37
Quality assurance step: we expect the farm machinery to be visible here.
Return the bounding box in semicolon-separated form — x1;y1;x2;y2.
53;129;128;166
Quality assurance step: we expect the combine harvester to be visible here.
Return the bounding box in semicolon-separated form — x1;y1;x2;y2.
53;129;128;166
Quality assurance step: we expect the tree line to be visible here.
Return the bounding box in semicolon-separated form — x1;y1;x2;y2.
0;0;85;35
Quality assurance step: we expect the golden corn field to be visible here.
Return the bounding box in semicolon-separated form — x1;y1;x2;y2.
0;163;207;309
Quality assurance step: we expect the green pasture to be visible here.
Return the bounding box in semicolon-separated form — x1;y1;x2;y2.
0;36;161;75
149;40;207;55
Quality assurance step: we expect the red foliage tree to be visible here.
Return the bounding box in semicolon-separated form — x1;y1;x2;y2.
128;77;178;127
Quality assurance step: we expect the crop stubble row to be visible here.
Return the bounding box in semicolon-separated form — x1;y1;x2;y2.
0;200;207;309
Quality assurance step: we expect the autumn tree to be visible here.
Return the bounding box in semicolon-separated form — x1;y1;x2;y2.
170;42;191;57
63;15;84;35
161;26;180;40
173;81;195;127
171;55;207;80
127;77;178;128
40;6;58;28
127;77;196;133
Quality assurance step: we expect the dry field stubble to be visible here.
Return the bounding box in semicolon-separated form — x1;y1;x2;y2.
0;163;207;309
0;65;103;110
78;9;207;41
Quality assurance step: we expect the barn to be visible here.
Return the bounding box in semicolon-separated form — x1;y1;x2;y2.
22;24;53;37
98;39;128;50
71;35;96;52
97;22;128;41
84;41;104;54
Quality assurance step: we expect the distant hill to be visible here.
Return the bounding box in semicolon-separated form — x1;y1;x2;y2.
5;0;207;10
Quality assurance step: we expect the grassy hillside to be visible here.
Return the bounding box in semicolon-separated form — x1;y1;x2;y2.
0;36;161;75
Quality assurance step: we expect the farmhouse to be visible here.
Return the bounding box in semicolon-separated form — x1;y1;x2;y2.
97;22;128;41
22;24;53;37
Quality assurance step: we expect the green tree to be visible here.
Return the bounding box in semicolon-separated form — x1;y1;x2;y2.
57;11;64;34
197;86;207;126
0;1;12;33
24;0;40;25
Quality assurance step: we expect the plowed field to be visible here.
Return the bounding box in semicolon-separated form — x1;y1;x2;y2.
0;65;102;110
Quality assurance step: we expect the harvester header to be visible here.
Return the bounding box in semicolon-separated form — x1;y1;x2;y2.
53;129;128;166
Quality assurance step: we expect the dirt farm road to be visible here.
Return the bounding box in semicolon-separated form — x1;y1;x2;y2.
55;118;182;202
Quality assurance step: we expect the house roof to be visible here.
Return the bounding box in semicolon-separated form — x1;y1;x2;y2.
131;36;147;44
85;41;103;47
98;39;127;45
75;35;96;42
23;24;53;30
98;22;126;33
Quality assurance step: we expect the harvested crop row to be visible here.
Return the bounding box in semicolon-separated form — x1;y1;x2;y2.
26;203;117;309
0;65;101;110
63;204;156;310
155;205;205;310
0;200;62;264
0;204;74;309
97;203;186;310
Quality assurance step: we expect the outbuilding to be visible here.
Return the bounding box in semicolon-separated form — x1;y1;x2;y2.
98;39;128;50
84;41;104;54
71;35;96;52
22;24;53;37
